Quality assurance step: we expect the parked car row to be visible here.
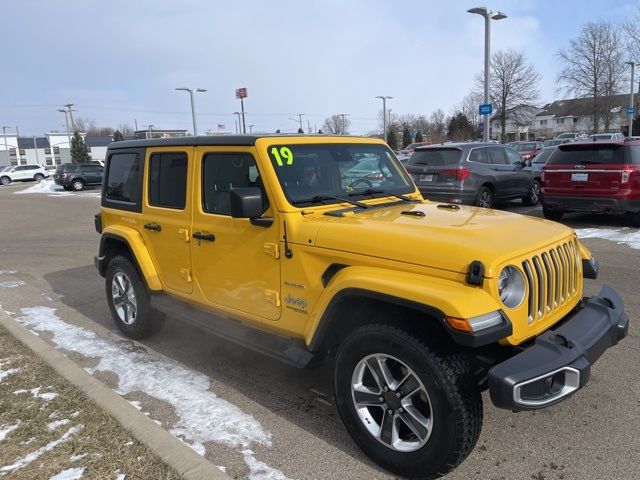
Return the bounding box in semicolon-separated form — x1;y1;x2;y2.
0;164;49;185
0;163;104;191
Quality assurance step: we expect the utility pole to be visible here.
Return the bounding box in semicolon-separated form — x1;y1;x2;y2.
240;98;246;133
57;109;72;150
233;112;242;134
375;96;393;142
134;119;138;131
295;113;304;131
626;61;637;139
2;126;10;166
468;7;507;143
32;136;39;164
63;104;76;131
307;119;312;134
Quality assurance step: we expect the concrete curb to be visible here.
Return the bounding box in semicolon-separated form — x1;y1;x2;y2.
0;309;229;480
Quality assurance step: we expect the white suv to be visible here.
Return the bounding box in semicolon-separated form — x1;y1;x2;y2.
0;164;50;185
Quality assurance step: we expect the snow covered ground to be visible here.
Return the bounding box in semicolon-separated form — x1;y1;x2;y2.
13;179;100;198
575;227;640;250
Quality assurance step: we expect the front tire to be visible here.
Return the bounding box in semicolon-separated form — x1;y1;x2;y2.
522;180;541;206
105;255;164;339
71;179;85;191
334;325;482;480
0;176;10;186
34;173;45;182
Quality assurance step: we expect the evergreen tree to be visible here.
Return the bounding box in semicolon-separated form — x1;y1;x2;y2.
386;127;398;151
414;131;424;143
402;125;412;147
70;131;91;163
112;130;124;142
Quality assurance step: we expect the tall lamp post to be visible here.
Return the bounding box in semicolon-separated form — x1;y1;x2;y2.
467;7;507;143
175;87;206;136
375;96;393;142
2;126;11;166
625;61;637;139
57;109;72;149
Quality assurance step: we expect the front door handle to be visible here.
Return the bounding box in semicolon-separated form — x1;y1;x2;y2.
193;231;215;242
144;223;162;232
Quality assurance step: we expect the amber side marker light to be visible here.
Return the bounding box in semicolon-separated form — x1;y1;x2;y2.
445;317;473;333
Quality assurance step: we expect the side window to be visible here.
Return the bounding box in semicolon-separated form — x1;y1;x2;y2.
202;153;266;215
468;148;489;164
106;153;141;204
504;148;523;165
14;166;26;171
79;165;92;172
148;152;188;209
487;147;508;165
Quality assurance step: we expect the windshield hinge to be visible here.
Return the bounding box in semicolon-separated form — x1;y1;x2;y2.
264;290;281;307
263;242;280;259
180;268;193;283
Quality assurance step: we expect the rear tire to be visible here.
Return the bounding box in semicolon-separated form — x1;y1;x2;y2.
71;179;84;191
522;180;541;206
105;255;165;339
334;325;482;480
34;173;45;182
543;207;564;221
627;211;640;228
0;176;10;186
474;186;494;208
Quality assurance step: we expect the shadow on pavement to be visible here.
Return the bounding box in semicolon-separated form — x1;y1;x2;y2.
43;265;370;466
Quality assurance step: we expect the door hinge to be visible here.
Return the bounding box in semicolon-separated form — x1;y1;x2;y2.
263;243;280;259
180;268;192;283
178;228;190;243
264;290;281;307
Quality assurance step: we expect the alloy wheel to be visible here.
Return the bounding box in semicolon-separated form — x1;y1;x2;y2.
111;272;137;325
530;183;540;204
478;191;492;208
351;353;433;452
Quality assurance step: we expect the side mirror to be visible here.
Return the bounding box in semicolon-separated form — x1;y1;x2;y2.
525;159;532;167
229;187;265;219
514;160;524;168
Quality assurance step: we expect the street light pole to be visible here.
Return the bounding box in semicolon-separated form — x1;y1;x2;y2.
2;126;10;166
143;124;154;139
175;87;207;136
233;112;242;134
468;7;507;143
375;96;393;142
626;62;637;139
249;124;255;133
63;104;76;131
57;109;71;150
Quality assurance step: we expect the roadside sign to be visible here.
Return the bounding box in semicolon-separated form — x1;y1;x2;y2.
627;107;636;115
479;103;492;115
235;88;248;99
410;130;417;136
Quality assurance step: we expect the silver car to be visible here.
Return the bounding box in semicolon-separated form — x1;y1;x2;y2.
404;143;540;208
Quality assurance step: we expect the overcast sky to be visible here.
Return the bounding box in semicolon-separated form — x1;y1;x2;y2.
1;0;638;136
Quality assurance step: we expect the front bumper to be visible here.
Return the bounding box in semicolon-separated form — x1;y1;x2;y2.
488;285;628;411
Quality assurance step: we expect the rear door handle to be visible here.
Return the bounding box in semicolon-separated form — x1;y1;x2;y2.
193;232;215;242
144;223;162;232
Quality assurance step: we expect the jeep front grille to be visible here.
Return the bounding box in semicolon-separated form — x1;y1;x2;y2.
522;239;580;324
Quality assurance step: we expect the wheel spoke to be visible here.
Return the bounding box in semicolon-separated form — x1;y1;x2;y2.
366;356;395;390
123;300;129;323
399;406;430;442
379;410;395;446
397;373;419;398
353;388;385;407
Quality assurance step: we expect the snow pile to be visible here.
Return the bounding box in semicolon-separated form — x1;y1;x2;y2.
69;453;87;462
0;358;21;384
0;270;17;275
47;419;70;431
0;422;21;442
576;228;640;250
0;280;25;289
13;306;290;478
13;387;59;401
14;179;69;196
0;425;83;473
49;467;85;480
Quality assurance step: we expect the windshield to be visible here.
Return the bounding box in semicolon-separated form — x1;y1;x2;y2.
512;143;537;152
0;166;11;173
408;148;461;165
533;148;555;164
267;143;413;206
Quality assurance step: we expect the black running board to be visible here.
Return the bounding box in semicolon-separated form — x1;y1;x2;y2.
150;294;315;368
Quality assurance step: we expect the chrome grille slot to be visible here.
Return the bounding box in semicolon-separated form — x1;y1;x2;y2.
532;256;545;319
522;260;535;324
519;239;580;325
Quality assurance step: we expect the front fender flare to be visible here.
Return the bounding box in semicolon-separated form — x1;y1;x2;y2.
100;225;162;291
305;266;503;349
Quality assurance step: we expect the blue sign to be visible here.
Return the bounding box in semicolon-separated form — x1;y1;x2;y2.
479;103;493;115
410;130;417;136
627;107;636;115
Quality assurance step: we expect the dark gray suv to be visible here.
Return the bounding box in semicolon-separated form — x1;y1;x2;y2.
404;143;540;208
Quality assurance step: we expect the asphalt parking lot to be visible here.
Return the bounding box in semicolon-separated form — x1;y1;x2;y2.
0;182;638;480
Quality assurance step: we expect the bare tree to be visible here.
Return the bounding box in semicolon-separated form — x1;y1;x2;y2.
117;123;135;136
322;114;351;134
460;91;484;127
474;49;540;142
623;8;640;62
428;109;446;141
557;21;624;133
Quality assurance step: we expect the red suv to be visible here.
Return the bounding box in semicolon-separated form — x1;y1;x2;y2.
541;140;640;226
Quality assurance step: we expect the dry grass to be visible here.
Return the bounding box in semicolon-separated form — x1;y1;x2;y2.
0;326;183;480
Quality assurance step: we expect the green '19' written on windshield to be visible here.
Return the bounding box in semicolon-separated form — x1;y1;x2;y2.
270;146;294;166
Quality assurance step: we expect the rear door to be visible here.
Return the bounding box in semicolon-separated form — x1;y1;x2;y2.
543;144;627;196
140;147;193;294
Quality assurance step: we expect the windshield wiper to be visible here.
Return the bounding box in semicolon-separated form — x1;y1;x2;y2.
349;188;413;202
292;195;369;208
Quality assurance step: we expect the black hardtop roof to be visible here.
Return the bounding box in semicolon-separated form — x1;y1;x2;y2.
107;134;363;150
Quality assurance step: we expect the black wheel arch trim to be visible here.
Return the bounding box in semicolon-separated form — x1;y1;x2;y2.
308;287;512;352
96;233;150;290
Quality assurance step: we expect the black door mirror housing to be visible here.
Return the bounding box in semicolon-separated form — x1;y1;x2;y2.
230;187;265;219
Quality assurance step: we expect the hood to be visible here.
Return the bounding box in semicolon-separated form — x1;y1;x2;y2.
313;202;573;277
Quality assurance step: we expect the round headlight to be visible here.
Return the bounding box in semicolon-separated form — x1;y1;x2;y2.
498;266;526;308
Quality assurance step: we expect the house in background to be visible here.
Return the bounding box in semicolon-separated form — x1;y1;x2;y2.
534;94;639;138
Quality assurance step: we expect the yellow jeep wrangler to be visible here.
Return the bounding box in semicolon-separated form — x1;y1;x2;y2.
94;135;628;479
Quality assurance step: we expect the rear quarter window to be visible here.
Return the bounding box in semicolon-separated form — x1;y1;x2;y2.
102;150;143;212
409;149;462;165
